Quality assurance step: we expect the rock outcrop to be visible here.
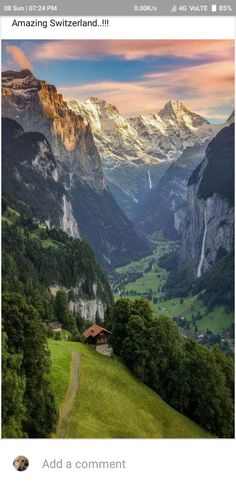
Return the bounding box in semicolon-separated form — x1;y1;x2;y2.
49;285;107;321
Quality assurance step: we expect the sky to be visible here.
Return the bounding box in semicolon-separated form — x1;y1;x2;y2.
2;40;234;123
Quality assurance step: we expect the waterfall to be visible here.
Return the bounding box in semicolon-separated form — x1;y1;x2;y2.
148;169;152;189
197;207;207;278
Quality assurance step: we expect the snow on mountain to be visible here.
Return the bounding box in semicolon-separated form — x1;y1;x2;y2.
158;100;208;129
67;96;219;168
66;97;151;165
67;96;222;216
130;100;217;163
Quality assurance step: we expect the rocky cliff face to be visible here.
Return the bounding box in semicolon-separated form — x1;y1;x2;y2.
2;117;80;237
179;123;234;277
2;70;148;268
50;285;107;321
2;70;104;188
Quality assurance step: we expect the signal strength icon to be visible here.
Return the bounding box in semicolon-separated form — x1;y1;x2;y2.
171;5;177;12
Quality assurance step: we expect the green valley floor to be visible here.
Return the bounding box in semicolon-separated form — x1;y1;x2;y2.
113;238;233;335
49;340;211;439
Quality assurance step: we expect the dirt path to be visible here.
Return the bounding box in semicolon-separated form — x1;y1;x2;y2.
57;350;79;438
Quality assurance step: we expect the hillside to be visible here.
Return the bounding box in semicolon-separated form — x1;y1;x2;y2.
2;206;113;321
49;340;211;438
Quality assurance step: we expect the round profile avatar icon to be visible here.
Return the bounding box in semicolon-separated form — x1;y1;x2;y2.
13;456;29;472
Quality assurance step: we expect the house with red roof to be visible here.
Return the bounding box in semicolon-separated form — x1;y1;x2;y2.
83;324;113;357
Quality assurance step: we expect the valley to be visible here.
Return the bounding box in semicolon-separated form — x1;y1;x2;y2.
111;237;176;301
111;237;234;349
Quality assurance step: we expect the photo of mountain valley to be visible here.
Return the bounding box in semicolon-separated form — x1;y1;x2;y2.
1;40;234;439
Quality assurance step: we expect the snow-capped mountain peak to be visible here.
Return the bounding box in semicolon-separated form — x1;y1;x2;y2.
67;96;144;164
158;99;209;131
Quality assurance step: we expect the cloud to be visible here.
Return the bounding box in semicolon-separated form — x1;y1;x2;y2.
5;45;33;71
60;60;234;121
34;40;234;62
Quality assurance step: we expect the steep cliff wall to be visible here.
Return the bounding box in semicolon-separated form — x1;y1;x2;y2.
50;285;107;321
179;123;234;277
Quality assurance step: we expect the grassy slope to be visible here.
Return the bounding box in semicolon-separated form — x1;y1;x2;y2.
114;240;175;301
125;267;167;297
154;296;233;333
50;342;71;408
197;307;233;333
49;340;211;439
115;240;174;274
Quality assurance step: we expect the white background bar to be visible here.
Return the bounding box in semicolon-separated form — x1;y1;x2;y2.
1;16;235;39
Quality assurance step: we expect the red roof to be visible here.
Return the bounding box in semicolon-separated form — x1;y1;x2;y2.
83;324;112;338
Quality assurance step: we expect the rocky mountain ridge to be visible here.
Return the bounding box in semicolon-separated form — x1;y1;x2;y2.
2;70;148;268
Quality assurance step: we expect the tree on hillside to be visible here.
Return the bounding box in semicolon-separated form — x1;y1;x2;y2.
110;297;153;354
2;293;57;438
109;298;133;354
148;317;186;406
2;332;26;438
54;290;69;326
184;340;234;437
133;298;153;323
122;315;150;383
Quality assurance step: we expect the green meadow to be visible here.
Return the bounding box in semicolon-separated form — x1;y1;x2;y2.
49;340;211;439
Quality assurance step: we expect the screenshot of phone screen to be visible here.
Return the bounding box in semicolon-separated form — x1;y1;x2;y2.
0;1;235;486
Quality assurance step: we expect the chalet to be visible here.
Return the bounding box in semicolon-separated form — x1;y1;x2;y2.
50;321;63;333
83;324;113;357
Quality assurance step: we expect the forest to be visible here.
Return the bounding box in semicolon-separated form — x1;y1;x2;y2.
107;298;234;438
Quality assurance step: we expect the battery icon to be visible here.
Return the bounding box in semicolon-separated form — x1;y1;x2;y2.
211;4;217;11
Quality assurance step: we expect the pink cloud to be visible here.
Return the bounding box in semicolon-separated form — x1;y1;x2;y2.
60;60;234;121
5;45;33;71
34;40;234;62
